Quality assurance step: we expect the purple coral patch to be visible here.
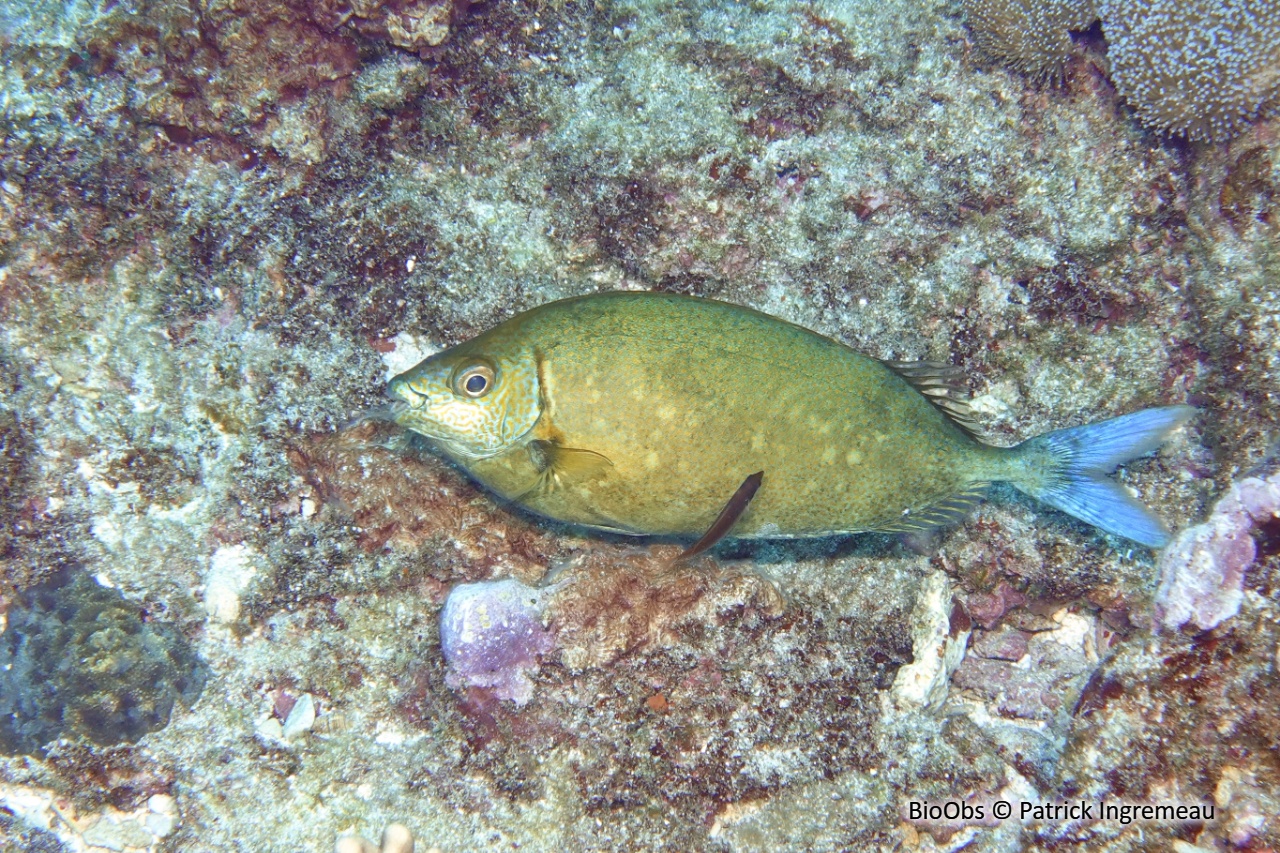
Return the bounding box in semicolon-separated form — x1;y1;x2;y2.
440;579;555;706
1154;472;1280;632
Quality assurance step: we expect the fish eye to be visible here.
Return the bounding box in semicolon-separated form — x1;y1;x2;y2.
455;363;496;398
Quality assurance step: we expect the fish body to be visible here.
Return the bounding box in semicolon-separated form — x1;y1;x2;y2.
389;292;1191;547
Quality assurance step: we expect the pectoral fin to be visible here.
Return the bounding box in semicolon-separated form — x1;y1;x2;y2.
515;439;614;501
675;471;764;563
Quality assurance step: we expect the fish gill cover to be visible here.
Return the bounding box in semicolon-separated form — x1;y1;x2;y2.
0;0;1278;850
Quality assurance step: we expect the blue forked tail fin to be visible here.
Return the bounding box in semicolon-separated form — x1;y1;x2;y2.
1009;405;1195;547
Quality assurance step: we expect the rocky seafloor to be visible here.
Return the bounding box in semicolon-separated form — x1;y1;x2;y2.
1;0;1278;851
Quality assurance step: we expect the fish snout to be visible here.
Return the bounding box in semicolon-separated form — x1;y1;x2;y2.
387;377;428;409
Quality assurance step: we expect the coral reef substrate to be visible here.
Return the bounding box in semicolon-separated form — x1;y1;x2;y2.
0;0;1277;849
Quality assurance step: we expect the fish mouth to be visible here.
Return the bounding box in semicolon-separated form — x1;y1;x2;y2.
360;404;466;454
386;376;429;408
342;401;409;429
379;404;460;447
353;399;407;422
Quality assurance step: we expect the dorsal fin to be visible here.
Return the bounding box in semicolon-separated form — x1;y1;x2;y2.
882;360;984;440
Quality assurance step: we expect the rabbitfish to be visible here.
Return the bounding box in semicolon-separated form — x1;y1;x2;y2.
388;292;1192;547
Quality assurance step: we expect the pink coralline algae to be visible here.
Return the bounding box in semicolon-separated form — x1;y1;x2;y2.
439;579;555;706
1154;471;1280;632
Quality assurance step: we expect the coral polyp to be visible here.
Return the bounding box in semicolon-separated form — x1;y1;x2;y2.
1101;0;1280;141
965;0;1280;140
963;0;1099;81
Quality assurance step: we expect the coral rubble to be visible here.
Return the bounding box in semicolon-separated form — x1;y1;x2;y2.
1059;595;1280;849
1155;470;1280;632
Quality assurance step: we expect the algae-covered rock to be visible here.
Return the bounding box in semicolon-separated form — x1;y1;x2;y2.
0;571;208;755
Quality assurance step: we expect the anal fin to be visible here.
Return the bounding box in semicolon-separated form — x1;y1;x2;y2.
876;483;989;534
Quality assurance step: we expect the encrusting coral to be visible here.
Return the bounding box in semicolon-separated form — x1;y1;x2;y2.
439;578;555;706
1101;0;1280;142
0;571;207;755
962;0;1099;81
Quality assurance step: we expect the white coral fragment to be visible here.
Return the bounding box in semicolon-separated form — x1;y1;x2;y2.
892;570;970;710
336;822;415;853
205;543;261;624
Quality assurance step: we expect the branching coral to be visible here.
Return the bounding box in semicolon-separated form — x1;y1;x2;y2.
962;0;1099;81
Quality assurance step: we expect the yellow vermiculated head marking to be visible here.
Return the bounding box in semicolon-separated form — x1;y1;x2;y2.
388;343;541;459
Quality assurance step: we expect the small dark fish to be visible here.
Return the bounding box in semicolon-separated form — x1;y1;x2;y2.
676;470;764;561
